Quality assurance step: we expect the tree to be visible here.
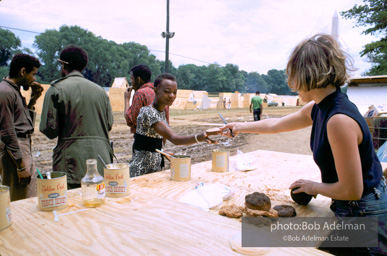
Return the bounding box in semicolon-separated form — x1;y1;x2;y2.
34;29;62;82
223;64;245;92
175;64;196;89
262;69;294;95
34;25;162;86
341;0;387;75
0;66;9;79
0;28;21;66
245;72;268;93
204;64;228;92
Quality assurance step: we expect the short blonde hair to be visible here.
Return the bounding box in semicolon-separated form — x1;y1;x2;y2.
286;34;352;92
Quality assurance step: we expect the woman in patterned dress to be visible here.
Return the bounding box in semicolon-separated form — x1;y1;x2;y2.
130;73;219;177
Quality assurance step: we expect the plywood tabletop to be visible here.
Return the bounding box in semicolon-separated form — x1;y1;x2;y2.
0;150;334;255
1;190;331;256
131;150;334;218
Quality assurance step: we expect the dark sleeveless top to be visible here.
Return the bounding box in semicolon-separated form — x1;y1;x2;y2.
310;88;382;196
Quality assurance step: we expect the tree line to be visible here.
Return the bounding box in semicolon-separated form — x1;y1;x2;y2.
0;25;293;94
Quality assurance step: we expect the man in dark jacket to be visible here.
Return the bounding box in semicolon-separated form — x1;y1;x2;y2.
40;45;114;189
0;54;43;201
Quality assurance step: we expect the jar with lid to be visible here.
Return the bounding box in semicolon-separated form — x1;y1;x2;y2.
81;159;105;207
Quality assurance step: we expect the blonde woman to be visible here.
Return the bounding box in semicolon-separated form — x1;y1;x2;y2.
220;34;385;255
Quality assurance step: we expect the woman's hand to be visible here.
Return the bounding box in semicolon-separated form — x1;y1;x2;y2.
290;179;318;197
219;123;239;138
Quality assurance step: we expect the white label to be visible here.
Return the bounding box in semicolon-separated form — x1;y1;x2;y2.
40;196;67;208
97;188;106;199
216;155;226;167
179;164;189;178
97;183;105;198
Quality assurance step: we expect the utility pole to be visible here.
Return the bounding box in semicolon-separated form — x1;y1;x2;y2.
161;0;175;73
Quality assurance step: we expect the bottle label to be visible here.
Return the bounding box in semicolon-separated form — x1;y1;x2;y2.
96;183;105;198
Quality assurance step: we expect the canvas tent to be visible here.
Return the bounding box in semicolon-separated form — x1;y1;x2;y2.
170;90;210;110
111;77;129;89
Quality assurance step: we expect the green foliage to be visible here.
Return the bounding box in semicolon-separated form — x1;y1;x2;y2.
33;29;62;83
34;25;161;86
262;69;293;95
341;0;387;75
245;72;268;93
223;64;245;92
0;66;9;79
7;24;293;93
0;28;21;66
13;47;34;55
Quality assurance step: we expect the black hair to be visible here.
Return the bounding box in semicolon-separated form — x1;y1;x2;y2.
256;91;260;94
154;73;176;88
9;54;41;78
130;65;151;83
59;45;88;72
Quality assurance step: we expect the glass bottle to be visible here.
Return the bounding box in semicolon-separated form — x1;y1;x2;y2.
81;159;105;207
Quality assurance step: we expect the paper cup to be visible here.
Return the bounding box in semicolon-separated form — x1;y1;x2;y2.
170;155;191;181
0;185;12;231
104;163;130;198
212;149;229;172
37;172;68;211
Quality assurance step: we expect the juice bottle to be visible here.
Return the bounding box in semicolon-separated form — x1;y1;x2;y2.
81;159;105;207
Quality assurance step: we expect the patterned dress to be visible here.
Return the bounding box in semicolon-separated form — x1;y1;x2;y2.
129;105;167;177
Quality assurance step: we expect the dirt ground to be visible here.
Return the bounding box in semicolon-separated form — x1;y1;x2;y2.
32;106;312;172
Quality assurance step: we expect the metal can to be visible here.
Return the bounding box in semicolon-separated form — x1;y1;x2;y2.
0;185;12;231
104;163;130;198
212;149;229;172
37;172;68;211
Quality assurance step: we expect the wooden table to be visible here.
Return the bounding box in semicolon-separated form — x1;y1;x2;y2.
131;150;334;217
0;150;335;255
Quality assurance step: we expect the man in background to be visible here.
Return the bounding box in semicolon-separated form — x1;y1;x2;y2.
124;65;169;137
0;54;43;201
250;91;263;121
40;45;114;189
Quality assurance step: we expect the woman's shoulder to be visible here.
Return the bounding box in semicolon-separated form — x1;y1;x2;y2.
139;105;165;121
139;105;157;115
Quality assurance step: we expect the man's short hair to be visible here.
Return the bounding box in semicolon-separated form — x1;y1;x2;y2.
59;45;88;72
154;73;176;88
130;65;151;83
9;54;41;78
256;91;260;95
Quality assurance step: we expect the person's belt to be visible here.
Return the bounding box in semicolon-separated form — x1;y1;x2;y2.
17;133;31;138
133;133;164;168
332;178;386;206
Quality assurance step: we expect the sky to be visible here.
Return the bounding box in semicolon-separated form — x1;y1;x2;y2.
0;0;380;77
